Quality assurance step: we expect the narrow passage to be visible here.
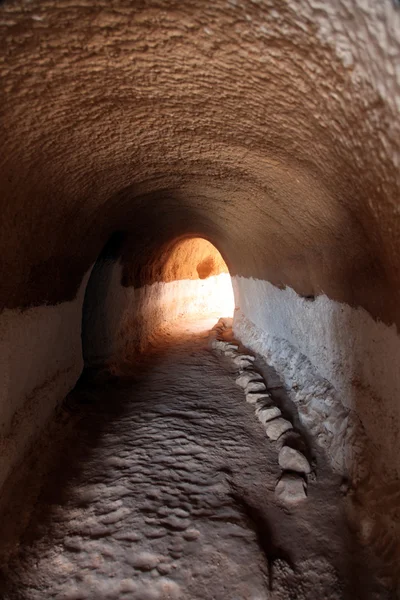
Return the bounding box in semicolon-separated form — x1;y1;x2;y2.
0;319;385;600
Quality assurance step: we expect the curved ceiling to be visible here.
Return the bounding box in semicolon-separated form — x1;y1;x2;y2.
0;0;399;325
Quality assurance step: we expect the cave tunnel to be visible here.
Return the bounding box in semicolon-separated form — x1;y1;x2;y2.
0;0;400;598
81;234;235;369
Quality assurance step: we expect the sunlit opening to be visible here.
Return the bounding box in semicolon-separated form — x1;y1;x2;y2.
161;237;235;320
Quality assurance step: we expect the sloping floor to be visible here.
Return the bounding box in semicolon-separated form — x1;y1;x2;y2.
0;318;388;599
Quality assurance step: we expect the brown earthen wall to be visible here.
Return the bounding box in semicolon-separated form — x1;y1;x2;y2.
0;0;399;326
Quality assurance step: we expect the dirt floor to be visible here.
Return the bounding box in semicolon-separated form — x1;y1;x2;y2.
0;318;389;599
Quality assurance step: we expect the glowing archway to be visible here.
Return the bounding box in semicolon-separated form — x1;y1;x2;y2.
158;237;235;319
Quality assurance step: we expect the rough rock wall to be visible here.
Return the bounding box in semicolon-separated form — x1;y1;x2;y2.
1;0;399;323
0;270;91;490
232;278;400;583
0;0;400;582
233;277;400;481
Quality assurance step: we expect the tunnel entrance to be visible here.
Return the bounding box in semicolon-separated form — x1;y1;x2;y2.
81;236;234;371
157;236;235;320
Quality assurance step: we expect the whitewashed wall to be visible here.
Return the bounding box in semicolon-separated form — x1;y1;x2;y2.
0;269;92;490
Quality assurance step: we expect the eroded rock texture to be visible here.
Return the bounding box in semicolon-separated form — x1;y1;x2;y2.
0;321;387;599
0;0;399;319
0;0;400;593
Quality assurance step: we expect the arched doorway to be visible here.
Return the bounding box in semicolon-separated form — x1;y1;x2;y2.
81;235;234;371
155;236;235;321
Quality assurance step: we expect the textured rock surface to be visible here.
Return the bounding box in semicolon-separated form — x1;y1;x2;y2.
257;406;282;426
1;1;399;324
236;372;263;389
275;474;307;506
279;446;311;475
265;418;293;441
0;0;400;591
246;392;271;405
234;311;400;587
233;356;256;372
233;281;400;482
0;271;92;491
0;319;387;599
245;380;266;393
